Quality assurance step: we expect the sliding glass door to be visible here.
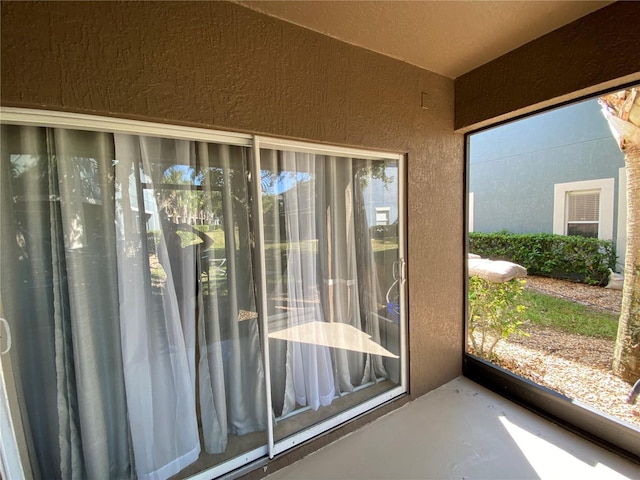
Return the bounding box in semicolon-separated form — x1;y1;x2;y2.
0;111;405;479
257;140;405;453
0;123;269;479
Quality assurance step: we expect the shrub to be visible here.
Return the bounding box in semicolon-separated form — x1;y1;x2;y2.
469;232;616;285
147;230;161;255
468;277;528;358
369;224;398;240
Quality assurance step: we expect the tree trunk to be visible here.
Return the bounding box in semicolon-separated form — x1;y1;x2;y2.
600;89;640;383
612;144;640;382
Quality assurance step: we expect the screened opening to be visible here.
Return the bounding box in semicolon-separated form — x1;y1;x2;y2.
466;93;639;443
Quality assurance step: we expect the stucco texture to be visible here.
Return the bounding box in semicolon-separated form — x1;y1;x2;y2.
455;1;640;132
469;99;625;236
1;2;463;397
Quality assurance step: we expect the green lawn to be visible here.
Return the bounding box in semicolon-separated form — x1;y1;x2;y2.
522;289;619;339
371;238;399;252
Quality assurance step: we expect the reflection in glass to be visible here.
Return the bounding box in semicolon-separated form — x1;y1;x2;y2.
260;149;401;441
0;122;404;479
0;125;267;479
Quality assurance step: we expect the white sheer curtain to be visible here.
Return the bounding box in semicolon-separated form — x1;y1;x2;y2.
1;126;267;480
0;126;134;479
269;151;388;416
114;135;267;463
114;134;200;480
280;152;335;415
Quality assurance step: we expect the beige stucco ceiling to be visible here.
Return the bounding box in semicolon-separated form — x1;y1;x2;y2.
237;1;613;79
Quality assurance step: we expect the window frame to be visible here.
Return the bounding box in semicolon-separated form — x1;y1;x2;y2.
553;178;615;240
464;103;640;464
468;192;475;232
253;135;407;459
0;107;409;479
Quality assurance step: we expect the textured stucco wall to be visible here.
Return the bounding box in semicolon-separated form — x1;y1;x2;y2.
0;0;463;446
469;99;624;235
455;1;640;132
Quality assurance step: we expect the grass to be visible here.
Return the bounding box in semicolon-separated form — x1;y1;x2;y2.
371;238;399;252
521;289;619;339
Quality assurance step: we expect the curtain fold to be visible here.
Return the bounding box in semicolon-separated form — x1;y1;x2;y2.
1;125;61;478
280;152;335;415
114;134;200;480
318;156;366;392
55;129;134;479
1;126;134;479
260;149;289;417
271;152;389;416
316;155;387;391
192;142;227;454
195;143;267;452
353;163;389;382
218;145;267;436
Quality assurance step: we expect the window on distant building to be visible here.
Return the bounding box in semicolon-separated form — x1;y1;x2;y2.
566;190;600;237
375;206;390;226
553;178;615;240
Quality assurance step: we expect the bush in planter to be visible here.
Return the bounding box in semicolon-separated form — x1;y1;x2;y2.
468;276;528;359
469;232;616;285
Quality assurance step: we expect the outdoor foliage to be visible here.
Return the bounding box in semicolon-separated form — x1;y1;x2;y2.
468;276;528;358
469;232;616;285
369;224;398;240
147;230;162;255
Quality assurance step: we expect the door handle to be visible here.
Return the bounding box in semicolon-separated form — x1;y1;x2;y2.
0;318;11;355
399;258;407;285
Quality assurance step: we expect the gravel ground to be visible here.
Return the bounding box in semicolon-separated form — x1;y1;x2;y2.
482;276;640;429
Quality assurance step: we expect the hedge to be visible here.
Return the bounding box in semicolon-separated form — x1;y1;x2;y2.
369;224;398;240
147;230;161;255
469;232;616;285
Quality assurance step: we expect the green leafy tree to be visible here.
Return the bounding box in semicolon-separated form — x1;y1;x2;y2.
159;166;188;221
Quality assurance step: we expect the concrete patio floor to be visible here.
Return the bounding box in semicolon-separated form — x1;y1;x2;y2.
265;377;640;479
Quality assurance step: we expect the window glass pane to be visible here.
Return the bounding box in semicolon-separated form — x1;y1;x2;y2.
260;149;402;443
567;191;599;221
567;222;599;238
467;95;638;432
0;118;406;478
0;124;267;479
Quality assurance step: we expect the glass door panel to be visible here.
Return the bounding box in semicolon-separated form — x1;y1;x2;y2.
259;147;403;445
0;124;267;480
132;139;268;478
0;114;406;478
